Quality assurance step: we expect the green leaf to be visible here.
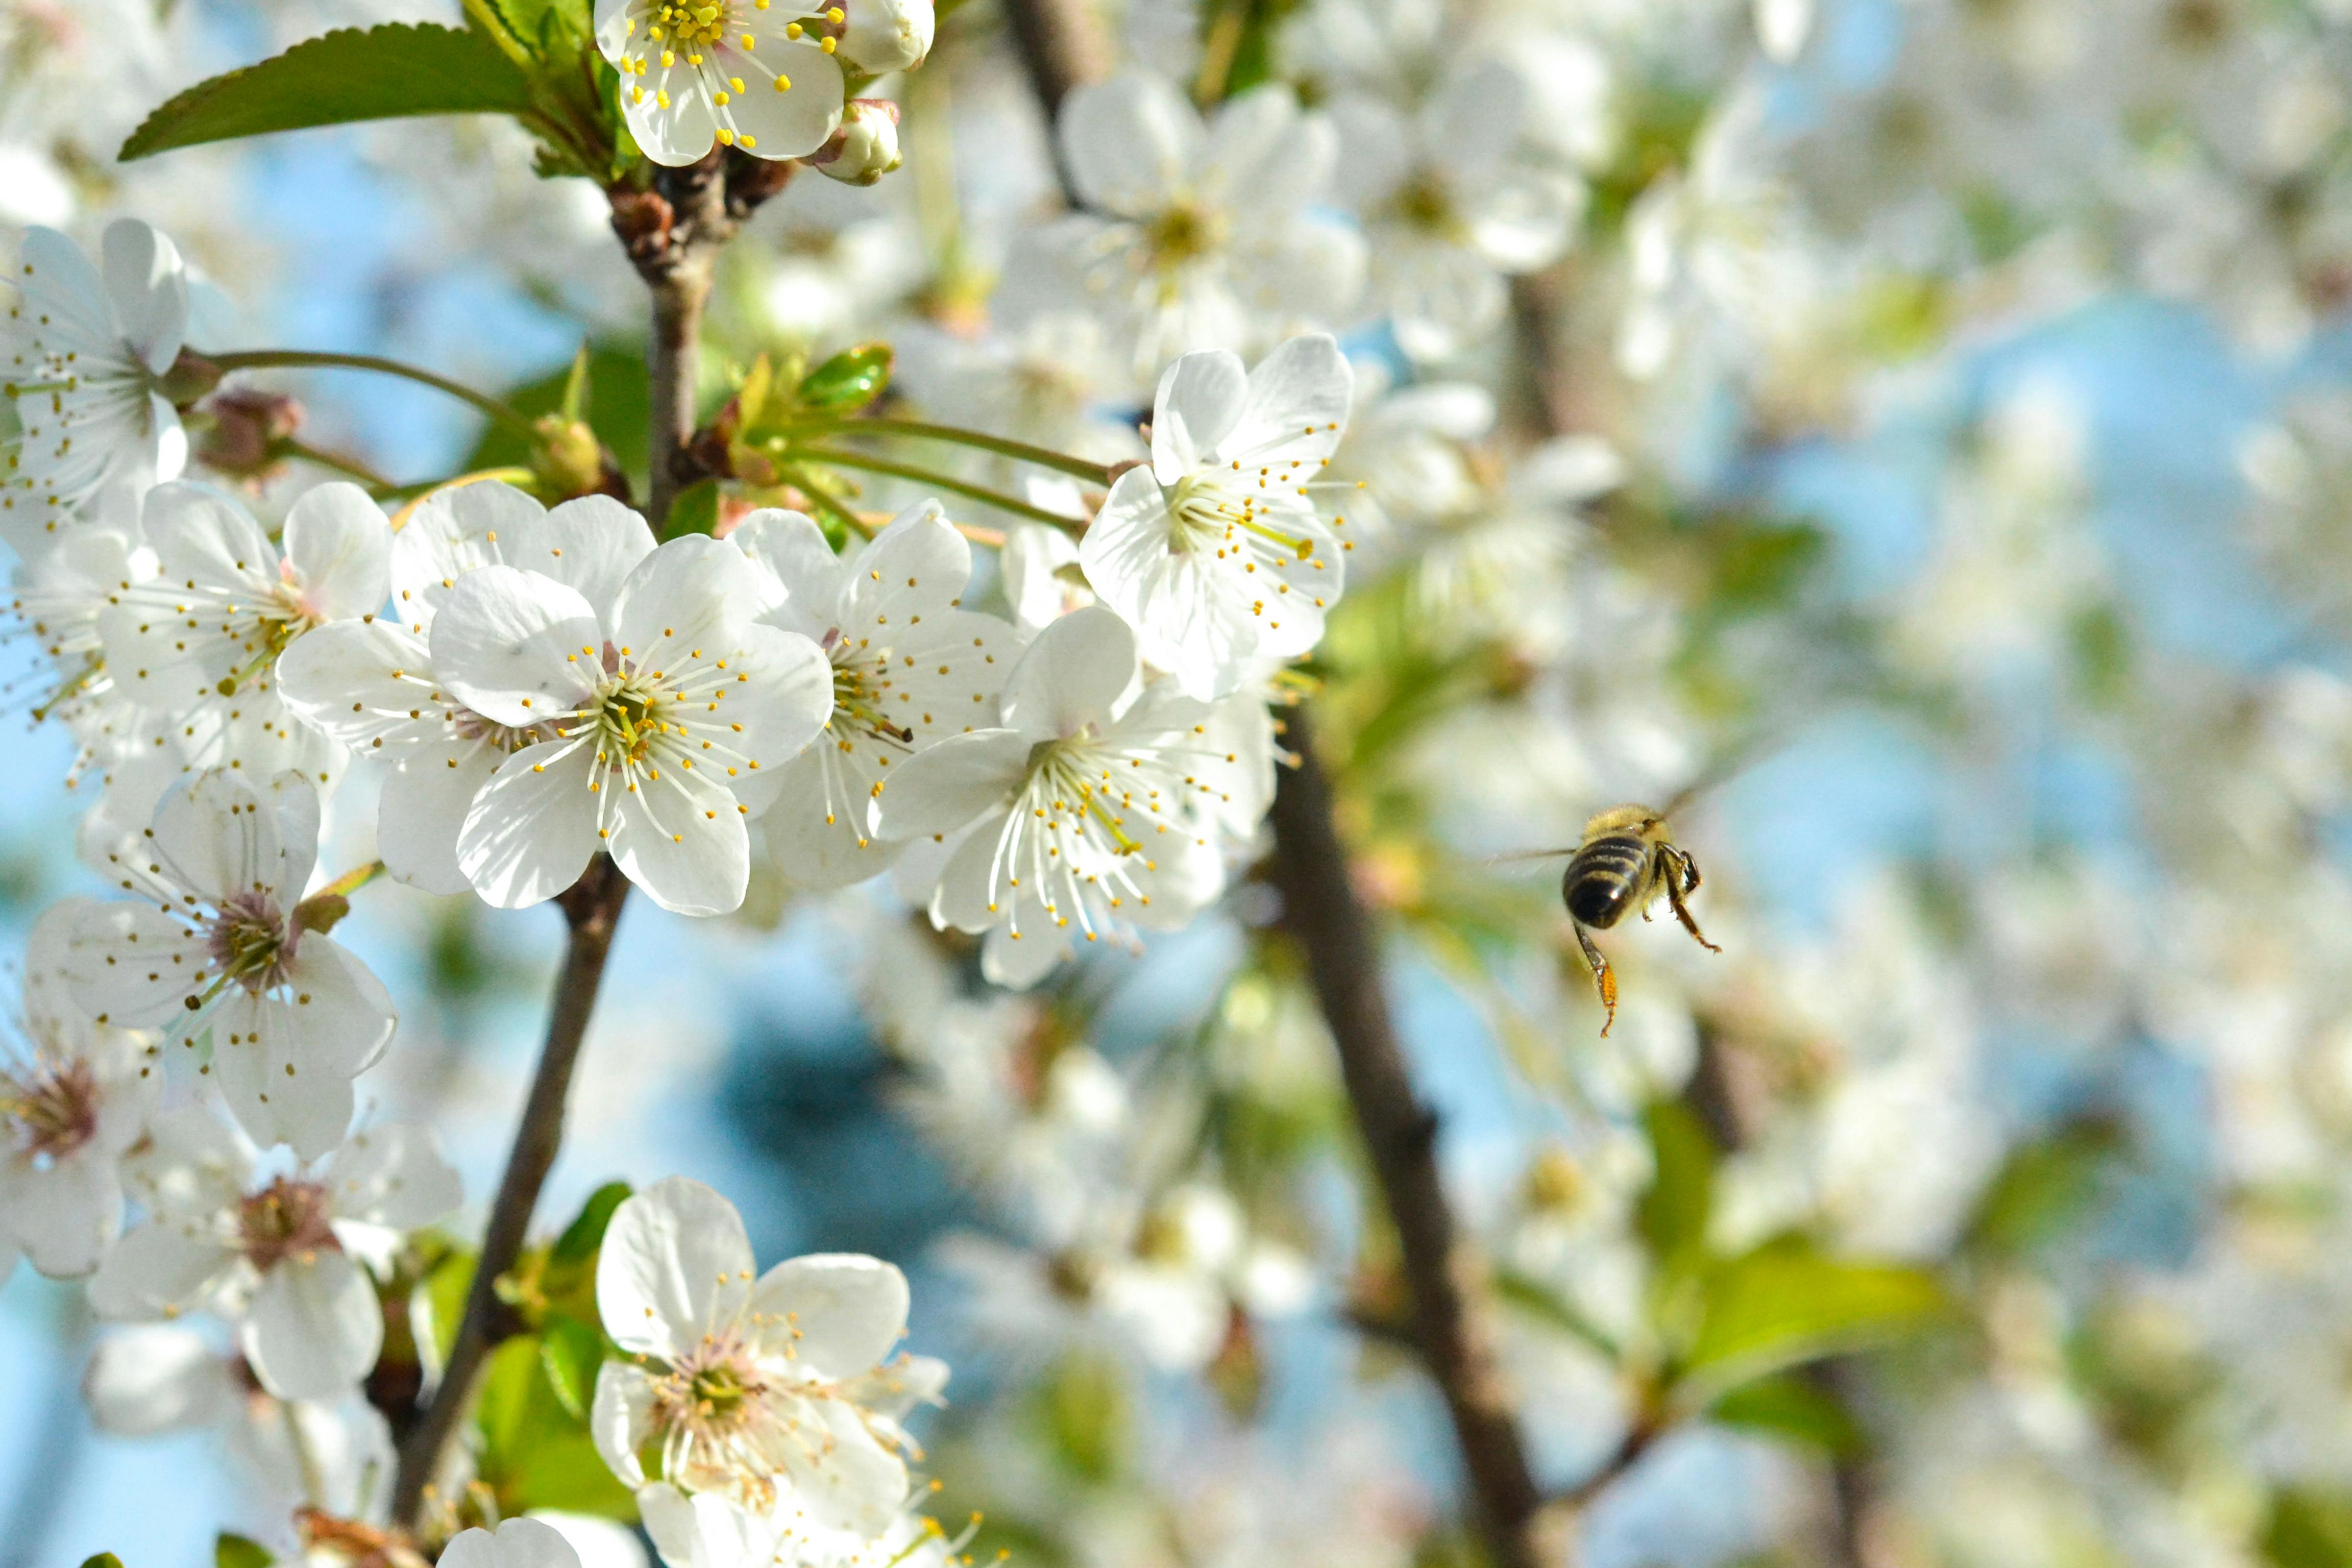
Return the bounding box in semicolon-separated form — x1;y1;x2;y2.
476;1333;635;1519
1034;1350;1129;1484
796;343;893;415
1707;1374;1860;1454
1966;1118;2123;1261
1681;1237;1944;1395
2266;1486;2352;1568
552;1181;634;1263
665;477;722;539
120;24;538;161
541;1314;608;1420
1636;1099;1716;1269
83;1556;126;1568
414;1247;477;1371
217;1535;274;1568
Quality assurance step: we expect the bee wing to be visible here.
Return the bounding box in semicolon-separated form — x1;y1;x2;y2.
1483;848;1578;873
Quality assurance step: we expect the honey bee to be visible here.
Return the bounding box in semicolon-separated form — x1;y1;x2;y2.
1493;802;1722;1037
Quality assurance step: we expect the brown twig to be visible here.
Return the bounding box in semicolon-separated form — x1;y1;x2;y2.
389;859;631;1525
1267;706;1560;1568
999;0;1109;200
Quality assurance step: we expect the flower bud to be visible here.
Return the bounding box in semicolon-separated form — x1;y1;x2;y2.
196;387;302;478
531;411;611;501
155;348;225;408
839;0;933;73
808;99;903;186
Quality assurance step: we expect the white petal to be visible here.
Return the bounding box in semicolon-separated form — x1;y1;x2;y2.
524;1513;642;1568
592;1360;657;1489
595;1177;756;1360
730;508;844;640
1202;84;1331;215
747;1254;907;1377
612;534;760;658
618;61;720;167
86;1220;236;1320
437;1529;505;1568
1220;333;1353;468
702;623;832;815
636;1484;782;1568
1149;350;1250;484
140;480;275;596
526;494;658;612
390;478;549;633
276;620;438;749
432;565;604;727
844;500;972;627
605;758;749;917
780;1393;909;1534
709;38;846;159
325;1122;460;1232
209;984;365;1161
980;912;1072;989
927;814;1010;933
379;742;503;895
122;1104;253;1217
1;1150;122;1278
283;483;393;620
61;900;209;1028
148;768;281;905
489;1518;587;1568
763;745;900;891
996;603;1137;741
242;1249;383;1401
100;218;189;375
870;730;1028;841
83;1324;238;1436
1060;72;1198;218
458;739;604;909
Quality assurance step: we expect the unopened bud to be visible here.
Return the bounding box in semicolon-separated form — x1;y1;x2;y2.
838;0;934;72
155;348;224;408
809;99;903;186
531;412;608;501
197;387;303;477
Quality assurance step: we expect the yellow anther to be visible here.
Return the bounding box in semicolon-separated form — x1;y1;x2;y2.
716;127;734;143
826;5;843;17
740;133;757;147
731;74;746;89
819;33;834;49
774;71;791;87
715;89;731;103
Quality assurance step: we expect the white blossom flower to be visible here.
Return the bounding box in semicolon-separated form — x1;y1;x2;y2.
1080;336;1353;700
99;480;388;789
278;483;658;895
10;479;158;781
63;768;397;1158
594;0;854;165
430;533;833;915
999;522;1093;637
2;219;189;544
873;606;1239;988
88;1109;459;1402
589;1175;942;1534
2;898;157;1279
439;1518;583;1568
1327;61;1583;359
729;501;1016;889
999;74;1366;387
83;1322;396;1521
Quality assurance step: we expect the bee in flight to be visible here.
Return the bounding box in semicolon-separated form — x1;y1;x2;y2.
1495;803;1722;1037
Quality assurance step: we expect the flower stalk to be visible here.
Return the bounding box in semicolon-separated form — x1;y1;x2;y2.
206;349;542;441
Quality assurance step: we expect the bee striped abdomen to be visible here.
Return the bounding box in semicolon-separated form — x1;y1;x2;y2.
1563;835;1652;927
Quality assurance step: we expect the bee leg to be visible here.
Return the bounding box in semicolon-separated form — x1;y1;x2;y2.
1679;852;1702;895
1574;922;1619;1037
1663;850;1722;953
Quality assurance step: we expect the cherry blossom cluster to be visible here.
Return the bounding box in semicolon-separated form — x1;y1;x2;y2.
2;202;1358;1562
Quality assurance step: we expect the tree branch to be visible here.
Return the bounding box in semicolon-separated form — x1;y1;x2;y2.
1267;706;1559;1568
999;0;1108;198
390;858;631;1526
